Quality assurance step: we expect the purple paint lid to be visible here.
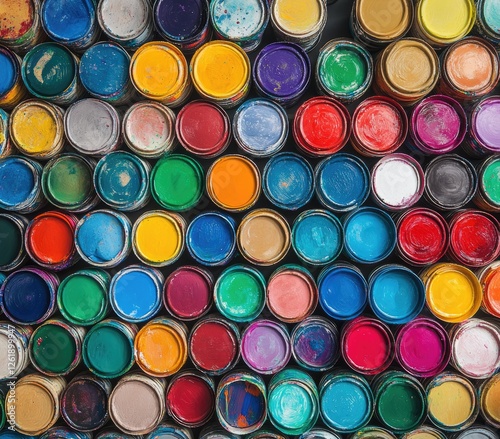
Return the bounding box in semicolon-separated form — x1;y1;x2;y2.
471;96;500;153
253;42;310;105
411;94;467;154
241;319;291;374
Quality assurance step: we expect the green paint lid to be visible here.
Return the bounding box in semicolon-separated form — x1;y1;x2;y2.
481;156;500;206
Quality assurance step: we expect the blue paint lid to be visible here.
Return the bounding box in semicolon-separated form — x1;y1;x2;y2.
319;372;373;433
368;264;426;325
233;98;288;157
292;209;343;265
0;432;36;439
263;152;314;210
342;207;396;264
94;151;150;211
80;42;131;99
0;47;17;96
318;263;367;320
315;153;370;212
154;0;208;42
0;156;38;210
41;0;96;44
110;265;163;323
186;212;236;266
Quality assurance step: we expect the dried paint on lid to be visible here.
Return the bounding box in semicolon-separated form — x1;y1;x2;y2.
0;0;35;42
480;374;500;428
98;0;151;43
357;0;412;41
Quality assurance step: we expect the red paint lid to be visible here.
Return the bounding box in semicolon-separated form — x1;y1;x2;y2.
176;100;231;158
352;96;407;156
397;208;449;265
449;210;500;267
341;316;394;375
164;266;213;320
189;318;239;374
166;372;215;427
293;97;351;156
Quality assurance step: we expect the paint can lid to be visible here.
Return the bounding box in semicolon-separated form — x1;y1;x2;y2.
0;213;27;271
471;96;500;153
98;0;151;41
0;46;18;97
479;155;500;208
356;0;412;41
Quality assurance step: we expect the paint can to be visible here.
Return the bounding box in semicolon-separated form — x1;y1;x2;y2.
448;210;500;267
132;210;185;267
0;109;11;158
241;319;291;374
266;264;317;323
373;371;427;433
199;424;240;439
191;41;251;108
94;151;150;211
318;263;368;320
373;38;439;106
176;100;231;158
1;267;58;325
475;155;500;212
57;269;110;326
452;427;500;439
341;316;395;375
189;315;240;376
41;0;98;52
109;265;164;323
10;100;64;160
21;42;83;105
397;319;450;378
262;152;314;210
237;209;290;265
145;424;193;439
396;208;449;266
253;42;310;107
267;368;319;435
316;39;373;103
25;211;79;271
109;372;166;435
247;430;287;439
412;0;476;49
97;0;153;50
421;263;482;323
401;426;448;439
151;154;204;211
300;429;342;439
350;427;397;439
39;427;91;439
207;155;261;212
270;0;327;51
480;374;500;428
0;46;27;110
0;213;27;271
0;322;32;380
368;264;425;325
351;96;407;157
82;319;137;379
134;317;188;377
164;266;213;321
371;154;425;211
449;318;500;379
214;264;266;322
292;209;343;265
95;429;141;439
215;370;267;435
319;371;373;433
5;374;65;435
210;0;268;52
350;0;413;50
479;261;500;318
342;207;396;264
42;153;98;212
154;0;210;53
0;0;44;53
186;212;236;266
123;101;177;158
465;96;500;156
476;0;500;45
80;42;137;105
28;319;85;376
426;372;479;432
130;41;192;107
315;154;370;212
232;98;288;157
166;370;215;428
409;95;467;155
65;98;121;156
75;209;132;268
291;316;339;372
439;37;499;101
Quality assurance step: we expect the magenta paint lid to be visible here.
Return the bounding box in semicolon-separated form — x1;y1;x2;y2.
241;319;291;374
472;96;500;152
396;317;450;378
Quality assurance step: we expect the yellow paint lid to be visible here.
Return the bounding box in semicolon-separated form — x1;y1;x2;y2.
357;0;412;40
271;0;326;38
